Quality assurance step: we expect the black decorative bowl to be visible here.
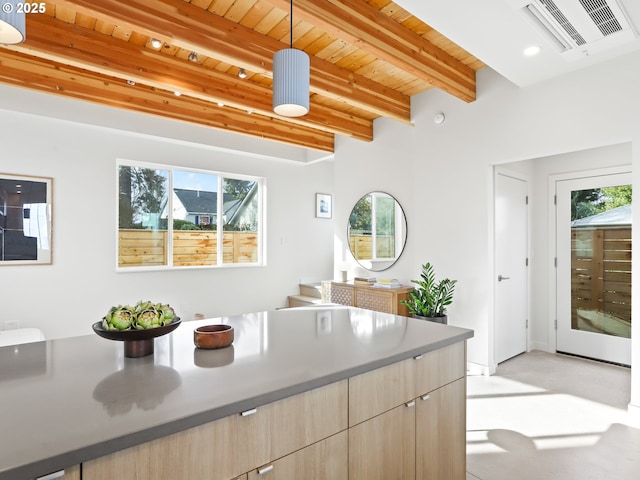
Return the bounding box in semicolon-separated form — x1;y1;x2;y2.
92;318;181;358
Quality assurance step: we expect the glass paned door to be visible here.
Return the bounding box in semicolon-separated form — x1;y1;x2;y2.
556;172;631;365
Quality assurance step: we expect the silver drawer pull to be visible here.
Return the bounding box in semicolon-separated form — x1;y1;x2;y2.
421;394;431;401
37;471;65;480
413;354;423;360
405;400;415;408
241;408;257;417
258;465;274;475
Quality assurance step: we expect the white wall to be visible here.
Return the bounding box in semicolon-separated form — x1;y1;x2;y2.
334;51;640;413
0;102;335;340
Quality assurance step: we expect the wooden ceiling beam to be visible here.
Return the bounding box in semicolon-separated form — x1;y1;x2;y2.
14;13;372;142
0;49;334;152
56;0;412;123
267;0;476;102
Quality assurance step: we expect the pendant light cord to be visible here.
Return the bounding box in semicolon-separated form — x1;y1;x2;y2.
290;0;293;48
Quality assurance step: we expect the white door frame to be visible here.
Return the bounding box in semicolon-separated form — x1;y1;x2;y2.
547;165;632;355
493;166;531;368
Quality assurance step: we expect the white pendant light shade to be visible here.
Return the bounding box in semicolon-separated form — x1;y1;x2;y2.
0;1;26;44
272;48;310;117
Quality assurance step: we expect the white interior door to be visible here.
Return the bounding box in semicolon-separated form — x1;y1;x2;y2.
495;171;528;364
556;173;631;365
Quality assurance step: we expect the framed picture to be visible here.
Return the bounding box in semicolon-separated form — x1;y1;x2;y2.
315;193;332;219
0;173;53;265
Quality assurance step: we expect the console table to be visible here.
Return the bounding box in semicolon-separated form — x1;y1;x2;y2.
330;281;414;316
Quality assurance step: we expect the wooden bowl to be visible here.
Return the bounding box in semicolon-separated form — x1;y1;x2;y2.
194;324;234;349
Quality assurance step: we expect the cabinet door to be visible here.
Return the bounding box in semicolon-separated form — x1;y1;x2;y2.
416;378;466;480
355;288;394;313
83;406;271;480
330;284;354;306
348;358;415;427
248;431;348;480
269;380;347;459
349;403;416;480
414;342;465;396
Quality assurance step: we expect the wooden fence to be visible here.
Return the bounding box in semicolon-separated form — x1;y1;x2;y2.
571;226;631;337
118;229;258;267
349;234;394;260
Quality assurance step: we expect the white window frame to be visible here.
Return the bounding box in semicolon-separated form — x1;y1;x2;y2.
116;159;266;271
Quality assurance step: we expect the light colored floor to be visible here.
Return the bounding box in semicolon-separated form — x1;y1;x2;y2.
466;350;640;480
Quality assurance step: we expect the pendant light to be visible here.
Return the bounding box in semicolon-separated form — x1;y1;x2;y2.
272;0;310;117
0;1;26;44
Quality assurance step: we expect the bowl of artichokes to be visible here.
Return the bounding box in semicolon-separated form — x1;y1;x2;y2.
93;300;181;357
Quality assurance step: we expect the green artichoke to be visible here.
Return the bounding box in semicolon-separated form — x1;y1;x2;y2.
134;306;164;330
102;305;135;331
101;300;177;331
156;303;176;324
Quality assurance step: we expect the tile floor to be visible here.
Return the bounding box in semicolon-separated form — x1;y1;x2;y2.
465;351;640;480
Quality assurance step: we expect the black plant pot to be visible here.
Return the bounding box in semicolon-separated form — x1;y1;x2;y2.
413;314;447;325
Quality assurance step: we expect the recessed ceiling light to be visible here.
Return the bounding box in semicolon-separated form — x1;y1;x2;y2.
174;91;182;96
127;80;136;86
238;68;247;79
217;102;225;107
150;38;162;48
523;45;541;56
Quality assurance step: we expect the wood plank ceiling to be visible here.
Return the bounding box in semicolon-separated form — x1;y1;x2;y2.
0;0;485;153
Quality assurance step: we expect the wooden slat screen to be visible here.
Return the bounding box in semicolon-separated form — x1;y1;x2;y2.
571;226;631;336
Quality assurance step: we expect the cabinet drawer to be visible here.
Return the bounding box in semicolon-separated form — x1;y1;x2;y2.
36;466;80;480
349;358;415;427
414;342;465;396
248;431;348;480
83;405;271;480
270;380;348;459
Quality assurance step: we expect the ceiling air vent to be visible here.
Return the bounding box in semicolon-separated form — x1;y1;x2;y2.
523;0;637;59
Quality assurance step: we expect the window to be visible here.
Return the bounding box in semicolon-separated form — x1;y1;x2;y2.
117;160;264;269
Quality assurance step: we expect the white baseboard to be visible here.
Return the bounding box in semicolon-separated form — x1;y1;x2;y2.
528;341;551;352
467;361;496;376
627;403;640;427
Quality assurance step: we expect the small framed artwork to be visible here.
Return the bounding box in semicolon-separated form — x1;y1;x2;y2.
0;173;53;265
315;193;332;218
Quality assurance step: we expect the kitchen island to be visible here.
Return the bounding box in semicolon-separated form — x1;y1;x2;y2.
0;306;473;480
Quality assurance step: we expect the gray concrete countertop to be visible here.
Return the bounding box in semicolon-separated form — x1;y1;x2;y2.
0;306;473;480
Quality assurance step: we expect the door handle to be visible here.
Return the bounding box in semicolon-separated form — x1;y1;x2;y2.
498;275;510;281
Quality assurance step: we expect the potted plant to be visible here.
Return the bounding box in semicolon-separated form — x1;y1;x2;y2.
401;262;456;324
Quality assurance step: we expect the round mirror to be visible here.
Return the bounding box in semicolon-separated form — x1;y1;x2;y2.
348;192;407;272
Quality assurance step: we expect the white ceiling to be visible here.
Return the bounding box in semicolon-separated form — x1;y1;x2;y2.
395;0;640;87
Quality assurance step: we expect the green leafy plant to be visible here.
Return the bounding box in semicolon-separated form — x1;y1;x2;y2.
401;262;456;317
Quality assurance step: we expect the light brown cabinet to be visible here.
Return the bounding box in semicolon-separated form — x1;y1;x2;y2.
83;380;347;480
82;342;466;480
330;281;414;316
248;431;348;480
348;342;467;480
349;402;416;479
416;378;466;479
